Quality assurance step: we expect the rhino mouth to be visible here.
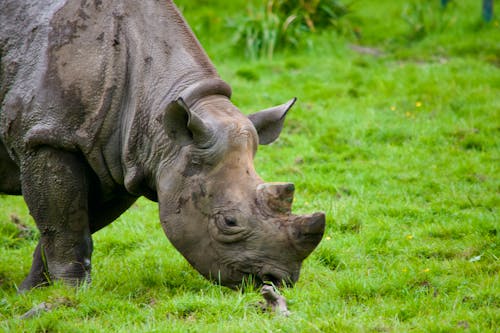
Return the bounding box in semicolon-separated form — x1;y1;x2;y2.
257;273;290;288
215;258;299;289
255;267;297;288
224;268;294;290
231;273;290;291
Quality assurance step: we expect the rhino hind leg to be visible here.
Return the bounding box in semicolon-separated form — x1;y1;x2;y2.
18;242;50;291
20;147;93;290
0;140;21;195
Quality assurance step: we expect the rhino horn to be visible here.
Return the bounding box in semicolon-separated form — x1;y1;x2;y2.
290;212;326;259
257;182;295;214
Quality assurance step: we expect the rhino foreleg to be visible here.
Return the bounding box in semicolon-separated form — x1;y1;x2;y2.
19;147;93;290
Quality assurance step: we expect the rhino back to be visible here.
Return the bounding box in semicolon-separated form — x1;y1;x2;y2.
1;0;126;157
0;1;63;105
1;0;220;194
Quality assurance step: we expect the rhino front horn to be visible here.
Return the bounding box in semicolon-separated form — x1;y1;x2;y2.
290;212;326;259
257;182;295;214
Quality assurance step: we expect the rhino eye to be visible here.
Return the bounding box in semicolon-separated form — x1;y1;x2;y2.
212;215;247;241
214;214;240;231
224;217;238;227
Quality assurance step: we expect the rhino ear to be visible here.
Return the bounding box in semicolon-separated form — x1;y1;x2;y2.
248;98;296;145
162;98;214;148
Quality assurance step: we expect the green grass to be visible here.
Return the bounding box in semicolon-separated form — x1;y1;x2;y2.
1;0;499;331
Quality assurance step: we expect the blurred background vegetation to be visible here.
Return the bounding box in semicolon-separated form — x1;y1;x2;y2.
177;0;498;62
1;0;498;332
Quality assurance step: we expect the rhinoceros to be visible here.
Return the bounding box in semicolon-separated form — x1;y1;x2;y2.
0;0;325;291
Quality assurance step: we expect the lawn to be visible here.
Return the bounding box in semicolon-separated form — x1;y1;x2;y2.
1;0;499;332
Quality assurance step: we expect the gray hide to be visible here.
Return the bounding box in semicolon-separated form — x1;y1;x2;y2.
0;0;325;291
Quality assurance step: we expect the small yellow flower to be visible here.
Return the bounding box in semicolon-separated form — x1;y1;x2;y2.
406;234;414;240
325;236;332;241
405;112;412;117
415;101;422;108
423;268;430;273
402;268;408;273
390;105;397;111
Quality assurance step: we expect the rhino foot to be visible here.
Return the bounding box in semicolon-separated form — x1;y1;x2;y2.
19;241;92;292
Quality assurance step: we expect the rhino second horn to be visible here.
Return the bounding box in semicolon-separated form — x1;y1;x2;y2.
291;212;326;259
257;182;295;214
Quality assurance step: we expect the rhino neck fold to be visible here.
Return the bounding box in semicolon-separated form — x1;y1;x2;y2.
178;79;232;108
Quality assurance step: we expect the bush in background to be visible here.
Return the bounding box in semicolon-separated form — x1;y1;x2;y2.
228;0;352;59
402;0;458;41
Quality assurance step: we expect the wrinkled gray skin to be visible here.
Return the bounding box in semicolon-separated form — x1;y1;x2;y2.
0;0;325;291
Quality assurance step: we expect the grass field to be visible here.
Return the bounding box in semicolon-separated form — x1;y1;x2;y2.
1;0;499;332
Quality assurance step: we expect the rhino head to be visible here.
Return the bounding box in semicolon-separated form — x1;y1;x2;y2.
156;83;325;289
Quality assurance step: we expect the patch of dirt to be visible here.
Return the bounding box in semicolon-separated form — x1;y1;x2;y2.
349;44;384;57
19;297;74;320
